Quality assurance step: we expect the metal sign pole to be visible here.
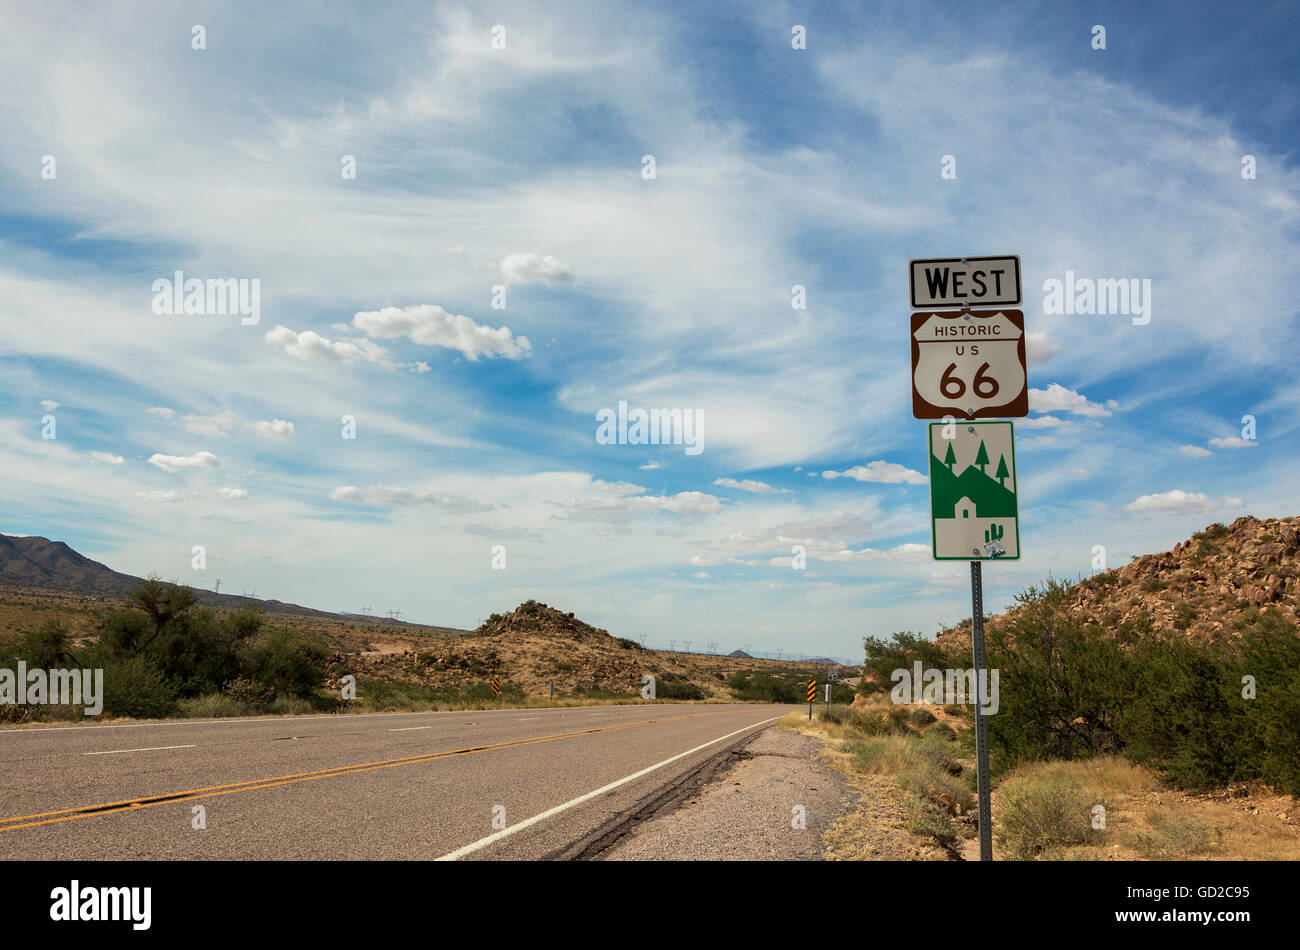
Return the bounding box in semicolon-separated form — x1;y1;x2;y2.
970;560;993;861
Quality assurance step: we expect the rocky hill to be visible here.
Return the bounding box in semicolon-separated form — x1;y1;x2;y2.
339;599;850;699
938;515;1299;650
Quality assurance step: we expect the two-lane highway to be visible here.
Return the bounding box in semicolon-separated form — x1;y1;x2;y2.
0;704;789;859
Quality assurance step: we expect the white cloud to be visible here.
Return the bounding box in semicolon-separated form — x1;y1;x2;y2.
558;490;722;517
265;325;395;367
821;461;926;484
217;487;249;499
1208;436;1257;449
1179;444;1213;457
1029;383;1113;418
183;409;235;439
329;485;491;511
135;489;184;502
246;419;295;441
145;407;175;419
500;252;575;285
39;399;59;411
1124;489;1243;513
90;451;124;464
1017;415;1067;429
1025;331;1060;366
713;477;790;493
638;461;663;470
148;451;218;473
351;305;531;361
816;542;931;564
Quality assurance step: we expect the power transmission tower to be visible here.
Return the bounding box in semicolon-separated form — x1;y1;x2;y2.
683;640;693;654
214;579;221;594
669;639;676;652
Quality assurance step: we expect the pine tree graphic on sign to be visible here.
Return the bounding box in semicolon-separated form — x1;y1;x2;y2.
928;422;1019;560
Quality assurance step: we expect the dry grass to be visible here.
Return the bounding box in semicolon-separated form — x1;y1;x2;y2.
990;758;1300;860
782;709;972;859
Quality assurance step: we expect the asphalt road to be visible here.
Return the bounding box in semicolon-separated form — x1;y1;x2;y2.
0;704;788;860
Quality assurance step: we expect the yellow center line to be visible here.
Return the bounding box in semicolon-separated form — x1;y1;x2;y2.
0;709;735;833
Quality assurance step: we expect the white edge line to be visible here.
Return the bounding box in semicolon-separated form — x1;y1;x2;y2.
435;714;782;861
85;744;197;756
390;726;433;732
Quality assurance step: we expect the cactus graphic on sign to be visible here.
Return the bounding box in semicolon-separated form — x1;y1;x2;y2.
928;421;1019;560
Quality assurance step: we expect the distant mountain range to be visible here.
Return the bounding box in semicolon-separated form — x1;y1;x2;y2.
0;534;357;620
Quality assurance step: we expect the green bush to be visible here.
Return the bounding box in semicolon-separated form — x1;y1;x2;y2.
102;657;178;719
865;581;1300;796
657;678;705;700
908;707;938;727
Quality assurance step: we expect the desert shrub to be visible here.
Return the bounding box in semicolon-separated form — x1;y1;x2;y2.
727;670;805;704
1129;810;1214;858
925;721;957;741
861;632;961;697
656;678;705;700
908;707;937;727
19;619;82;668
245;630;327;699
865;580;1300;796
101;657;178;719
178;693;251;718
997;774;1097;859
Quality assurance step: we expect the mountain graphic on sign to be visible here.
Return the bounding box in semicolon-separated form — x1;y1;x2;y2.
929;439;1016;520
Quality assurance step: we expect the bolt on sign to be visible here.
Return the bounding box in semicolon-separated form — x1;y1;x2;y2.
908;255;1021;310
928;421;1020;560
911;309;1028;419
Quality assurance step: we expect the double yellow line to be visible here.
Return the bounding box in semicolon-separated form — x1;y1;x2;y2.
0;710;730;833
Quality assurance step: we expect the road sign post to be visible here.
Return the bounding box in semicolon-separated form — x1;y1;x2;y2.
492;676;501;697
910;254;1026;862
971;562;993;861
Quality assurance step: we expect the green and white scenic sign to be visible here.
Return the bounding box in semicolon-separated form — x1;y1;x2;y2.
928;420;1019;560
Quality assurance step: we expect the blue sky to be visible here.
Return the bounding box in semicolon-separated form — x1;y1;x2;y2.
1;1;1297;660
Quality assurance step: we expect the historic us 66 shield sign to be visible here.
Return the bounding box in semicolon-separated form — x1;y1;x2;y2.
911;309;1028;420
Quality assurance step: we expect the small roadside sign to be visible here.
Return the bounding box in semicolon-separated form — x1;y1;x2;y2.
492;676;501;696
806;680;816;702
928;421;1020;560
911;309;1028;419
909;255;1021;310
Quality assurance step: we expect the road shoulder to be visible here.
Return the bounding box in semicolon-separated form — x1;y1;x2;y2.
599;726;846;860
